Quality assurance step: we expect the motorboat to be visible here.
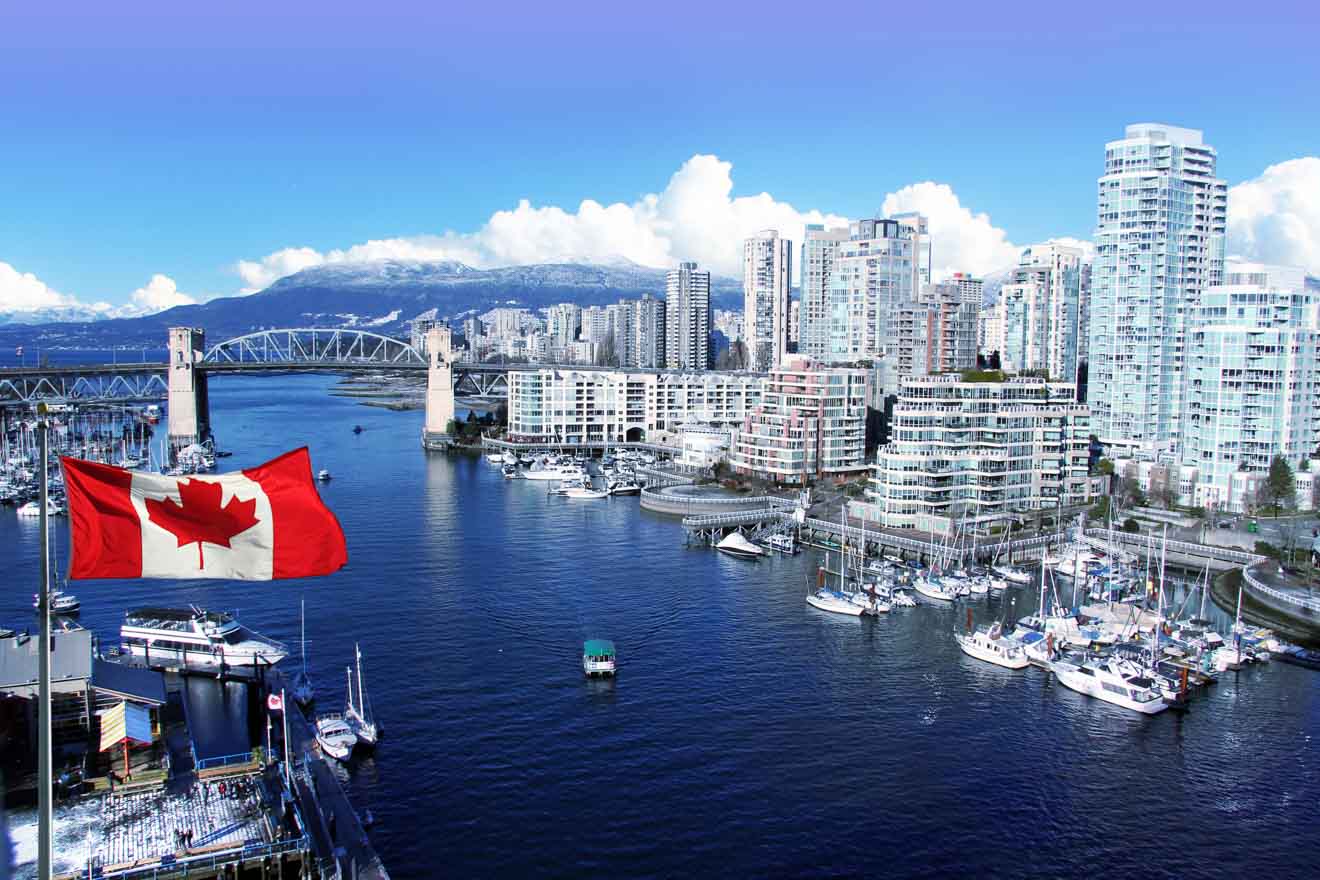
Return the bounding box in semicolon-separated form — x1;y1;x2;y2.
345;644;379;746
485;452;506;464
120;605;288;671
607;479;641;496
315;714;358;761
502;464;520;479
33;589;81;614
716;532;765;558
955;624;1030;669
1051;657;1169;715
583;639;617;677
523;463;586;482
561;481;611;500
761;533;799;555
317;469;332;482
806;588;866;616
17;499;63;517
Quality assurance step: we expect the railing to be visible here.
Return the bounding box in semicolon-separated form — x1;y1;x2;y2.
92;834;309;880
683;507;795;528
1085;529;1264;565
1242;565;1320;614
194;749;258;771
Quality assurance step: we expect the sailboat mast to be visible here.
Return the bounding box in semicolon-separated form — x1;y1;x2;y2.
300;598;307;676
355;643;365;717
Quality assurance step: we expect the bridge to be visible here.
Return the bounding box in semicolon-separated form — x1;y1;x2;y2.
0;326;535;451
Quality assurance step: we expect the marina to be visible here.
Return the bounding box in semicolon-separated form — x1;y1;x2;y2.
5;373;1320;878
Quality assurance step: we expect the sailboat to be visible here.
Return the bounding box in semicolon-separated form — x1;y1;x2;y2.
290;599;314;709
346;642;380;746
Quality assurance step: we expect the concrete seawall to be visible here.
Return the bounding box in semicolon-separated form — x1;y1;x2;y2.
640;483;778;517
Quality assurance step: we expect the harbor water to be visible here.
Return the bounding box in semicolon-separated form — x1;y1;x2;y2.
5;373;1320;877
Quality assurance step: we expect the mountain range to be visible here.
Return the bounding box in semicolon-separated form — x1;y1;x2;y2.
0;260;746;350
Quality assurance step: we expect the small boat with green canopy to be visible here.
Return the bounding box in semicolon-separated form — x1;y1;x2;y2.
583;639;617;677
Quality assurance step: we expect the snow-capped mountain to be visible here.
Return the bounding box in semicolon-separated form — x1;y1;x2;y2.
0;259;743;348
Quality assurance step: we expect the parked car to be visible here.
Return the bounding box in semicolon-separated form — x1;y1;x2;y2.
1217;519;1233;528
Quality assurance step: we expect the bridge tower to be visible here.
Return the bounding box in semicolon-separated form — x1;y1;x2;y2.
422;325;456;450
167;327;211;452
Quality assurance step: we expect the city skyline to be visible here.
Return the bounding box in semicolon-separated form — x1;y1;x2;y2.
1;3;1317;316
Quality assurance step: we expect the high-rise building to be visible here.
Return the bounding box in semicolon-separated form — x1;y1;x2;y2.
799;225;848;359
788;299;800;350
1181;263;1319;512
581;306;609;344
728;358;869;485
743;229;793;372
634;293;667;369
896;288;978;377
1089;123;1227;456
546;303;582;347
945;272;984;306
666;261;712;370
851;375;1091;535
825;216;922;363
996;243;1090;383
893;212;932;287
605;300;636;366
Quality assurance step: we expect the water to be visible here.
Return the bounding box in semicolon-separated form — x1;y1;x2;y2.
4;373;1319;877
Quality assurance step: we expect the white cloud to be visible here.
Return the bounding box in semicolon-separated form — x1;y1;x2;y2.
0;260;77;311
1228;157;1320;276
234;155;851;289
127;274;196;313
880;182;1022;281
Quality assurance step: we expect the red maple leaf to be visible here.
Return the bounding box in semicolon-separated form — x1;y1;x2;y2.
145;479;261;569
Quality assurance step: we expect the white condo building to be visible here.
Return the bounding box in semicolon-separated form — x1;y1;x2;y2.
1089;123;1226;456
546;303;582;347
851;375;1091;535
799;224;848;359
666;262;712;371
507;368;765;445
728;358;869;485
824;216;923;363
996;243;1091;383
1181;263;1320;513
743;230;793;372
634;293;667;369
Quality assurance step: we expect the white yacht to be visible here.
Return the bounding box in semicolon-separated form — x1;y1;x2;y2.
17;499;63;517
120;606;288;671
34;589;81;614
914;576;961;603
716;532;765;558
485;452;506;464
806;588;866;616
315;714;358;761
561;481;611;500
317;469;332;482
994;564;1033;585
1050;658;1168;715
955;625;1029;669
761;533;799;555
523;463;586;482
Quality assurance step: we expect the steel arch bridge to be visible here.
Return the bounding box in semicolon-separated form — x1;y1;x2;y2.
202;328;426;368
0;369;169;408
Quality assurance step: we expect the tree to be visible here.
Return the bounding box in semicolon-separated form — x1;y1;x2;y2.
1121;517;1141;533
1096;458;1115;476
1087;495;1111;523
1264;455;1297;516
1117;475;1147;509
494;402;508;427
716;340;748;371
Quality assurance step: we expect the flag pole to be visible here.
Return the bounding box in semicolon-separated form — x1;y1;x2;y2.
37;403;53;880
281;688;291;790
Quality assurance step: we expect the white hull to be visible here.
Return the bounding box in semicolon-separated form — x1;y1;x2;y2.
563;486;610;499
120;642;286;669
523;468;585;482
1051;661;1168;715
807;591;866;616
315;716;358;761
914;578;959;602
955;632;1029;669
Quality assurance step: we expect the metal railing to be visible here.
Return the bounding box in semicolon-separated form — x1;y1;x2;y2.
683;509;796;529
1085;529;1265;565
93;835;309;880
1242;565;1320;613
194;749;258;771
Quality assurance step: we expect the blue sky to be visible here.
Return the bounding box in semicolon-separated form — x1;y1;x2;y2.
2;1;1317;313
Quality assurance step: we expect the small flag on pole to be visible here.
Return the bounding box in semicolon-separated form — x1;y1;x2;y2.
62;447;347;580
267;693;285;712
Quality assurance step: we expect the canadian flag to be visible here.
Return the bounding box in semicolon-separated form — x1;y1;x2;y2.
63;447;347;581
267;693;284;712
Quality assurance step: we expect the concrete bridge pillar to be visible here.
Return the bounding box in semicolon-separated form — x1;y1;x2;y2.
167;327;210;452
422;325;455;450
